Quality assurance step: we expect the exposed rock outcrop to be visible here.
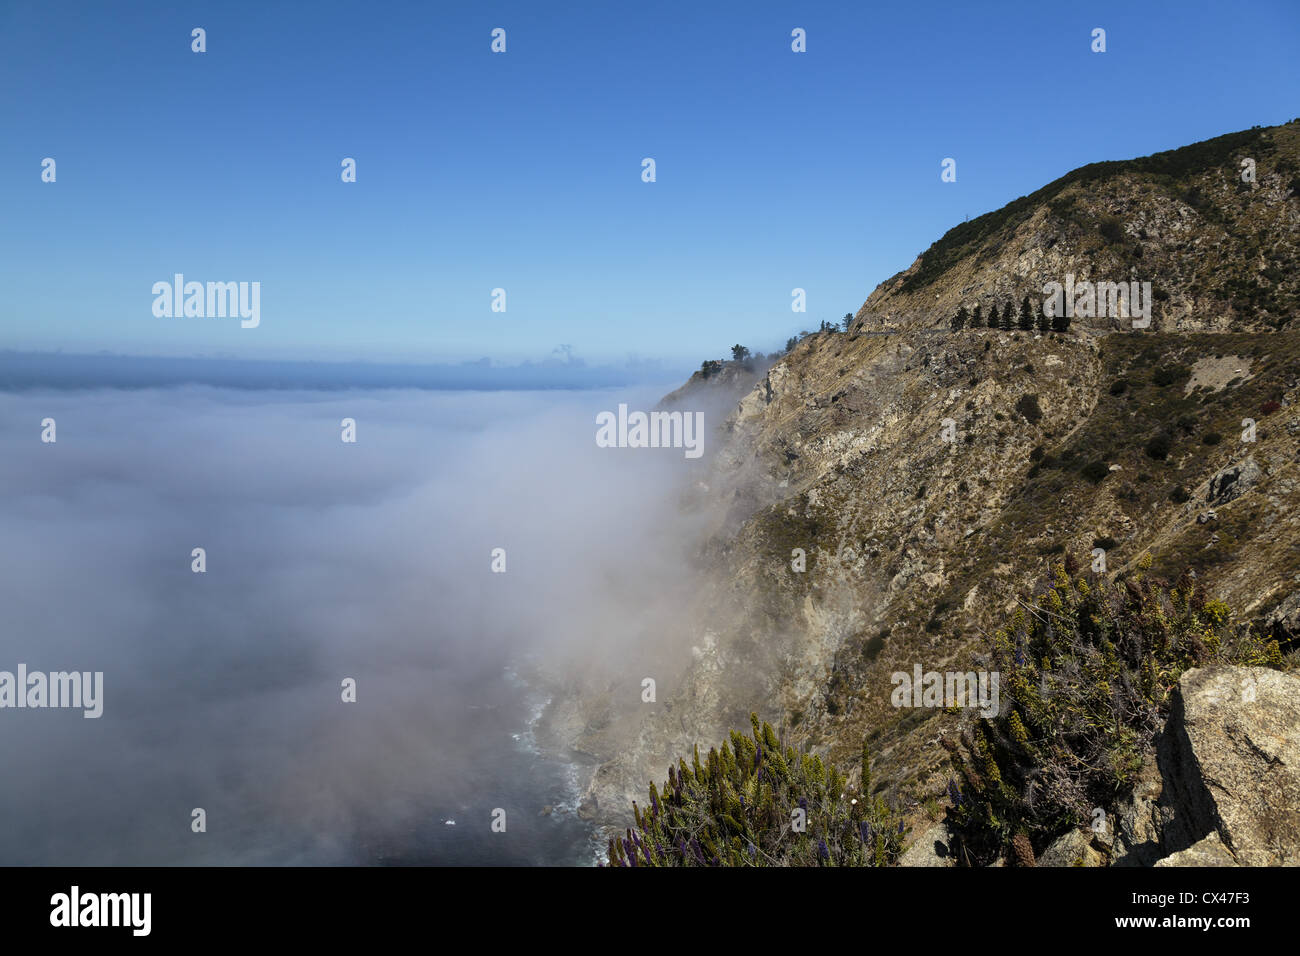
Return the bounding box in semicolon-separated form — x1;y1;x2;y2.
1160;665;1300;865
898;822;954;867
1109;758;1168;866
1264;589;1300;645
1155;833;1239;867
1038;829;1107;867
1207;458;1262;504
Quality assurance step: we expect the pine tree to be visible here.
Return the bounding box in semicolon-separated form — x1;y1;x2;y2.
971;304;983;328
1018;295;1034;331
1000;302;1014;331
1035;301;1050;333
1051;309;1070;333
951;305;968;331
987;303;999;329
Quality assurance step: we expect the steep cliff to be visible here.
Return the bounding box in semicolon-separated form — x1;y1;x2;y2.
567;120;1300;863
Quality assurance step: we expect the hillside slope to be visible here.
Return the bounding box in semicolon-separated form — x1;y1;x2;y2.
560;121;1300;864
856;121;1300;334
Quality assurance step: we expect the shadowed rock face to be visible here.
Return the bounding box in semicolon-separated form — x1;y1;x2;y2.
1207;458;1262;504
1266;589;1300;646
1164;665;1300;865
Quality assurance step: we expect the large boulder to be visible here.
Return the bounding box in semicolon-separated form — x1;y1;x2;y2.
1038;828;1106;867
1161;665;1300;865
898;822;954;866
1154;832;1238;867
1109;758;1167;866
1206;457;1262;504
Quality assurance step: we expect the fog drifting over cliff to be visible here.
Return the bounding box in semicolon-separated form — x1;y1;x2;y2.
0;380;728;864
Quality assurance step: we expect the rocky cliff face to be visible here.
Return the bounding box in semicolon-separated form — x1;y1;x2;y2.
561;121;1300;863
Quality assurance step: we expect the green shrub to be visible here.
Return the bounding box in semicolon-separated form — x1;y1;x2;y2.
1099;215;1124;244
1153;365;1191;388
1081;460;1110;483
607;717;906;867
1145;432;1173;459
1016;394;1043;424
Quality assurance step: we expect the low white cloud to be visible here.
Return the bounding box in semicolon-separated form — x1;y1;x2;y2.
0;381;714;864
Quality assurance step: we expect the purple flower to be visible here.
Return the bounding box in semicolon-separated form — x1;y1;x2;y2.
818;839;829;860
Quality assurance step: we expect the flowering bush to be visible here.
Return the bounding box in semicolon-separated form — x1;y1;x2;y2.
942;558;1282;865
606;715;906;867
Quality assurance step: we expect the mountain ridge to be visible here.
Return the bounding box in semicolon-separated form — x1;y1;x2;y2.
854;119;1300;335
557;120;1300;865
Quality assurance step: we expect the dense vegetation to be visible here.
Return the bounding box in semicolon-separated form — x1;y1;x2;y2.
941;557;1284;866
605;715;907;866
610;551;1286;867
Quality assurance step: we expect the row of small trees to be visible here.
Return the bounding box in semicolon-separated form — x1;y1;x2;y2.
783;314;855;352
704;301;1064;379
951;296;1071;333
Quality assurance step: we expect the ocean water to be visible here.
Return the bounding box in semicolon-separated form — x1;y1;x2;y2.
0;368;691;866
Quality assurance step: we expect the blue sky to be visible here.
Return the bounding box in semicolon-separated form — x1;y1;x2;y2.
2;0;1297;367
